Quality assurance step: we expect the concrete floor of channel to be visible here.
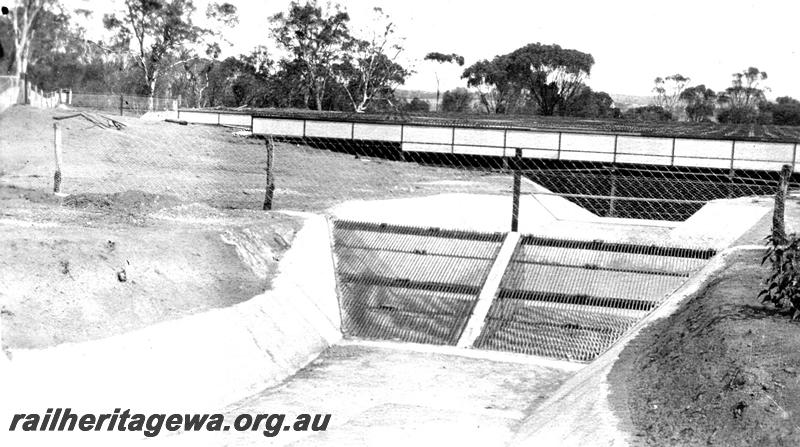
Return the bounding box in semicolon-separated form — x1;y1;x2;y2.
156;343;579;447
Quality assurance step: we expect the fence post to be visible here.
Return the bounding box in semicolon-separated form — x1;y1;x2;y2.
119;94;124;116
511;147;522;232
53;123;63;194
263;137;276;211
727;141;736;198
772;164;792;245
608;165;618;217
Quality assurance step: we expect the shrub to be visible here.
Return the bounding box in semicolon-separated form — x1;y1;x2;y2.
441;88;473;113
622;105;673;122
401;97;430;113
759;233;800;319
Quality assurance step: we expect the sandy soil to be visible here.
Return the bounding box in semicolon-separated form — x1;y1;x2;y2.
0;184;302;350
609;199;800;446
1;105;527;212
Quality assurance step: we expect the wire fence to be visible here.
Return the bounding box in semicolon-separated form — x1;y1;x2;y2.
50;111;800;228
71;93;178;116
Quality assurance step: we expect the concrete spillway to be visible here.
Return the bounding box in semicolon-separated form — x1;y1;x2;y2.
331;219;714;362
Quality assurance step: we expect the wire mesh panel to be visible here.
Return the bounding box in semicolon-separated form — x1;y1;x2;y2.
519;159;786;221
245;110;800;223
57;119;269;209
72;93;175;116
333;220;505;345
473;235;716;361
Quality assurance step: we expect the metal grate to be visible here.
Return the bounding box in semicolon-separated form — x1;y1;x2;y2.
474;236;715;361
333;220;504;345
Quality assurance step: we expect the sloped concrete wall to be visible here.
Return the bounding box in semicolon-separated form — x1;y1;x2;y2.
2;214;341;415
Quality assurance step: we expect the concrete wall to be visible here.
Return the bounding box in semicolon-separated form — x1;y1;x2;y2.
3;214;341;416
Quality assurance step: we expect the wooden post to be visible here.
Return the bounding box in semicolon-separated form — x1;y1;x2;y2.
511;147;522;232
119;94;124;116
53;123;63;194
772;164;792;245
263;137;276;210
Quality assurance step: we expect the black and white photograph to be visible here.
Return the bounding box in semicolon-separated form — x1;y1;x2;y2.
2;0;800;445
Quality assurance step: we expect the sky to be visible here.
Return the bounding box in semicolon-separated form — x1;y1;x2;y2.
65;0;800;100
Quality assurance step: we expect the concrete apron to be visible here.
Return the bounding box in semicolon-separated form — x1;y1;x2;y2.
1;213;341;446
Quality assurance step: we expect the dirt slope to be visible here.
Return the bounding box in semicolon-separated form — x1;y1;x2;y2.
0;185;301;351
611;248;800;446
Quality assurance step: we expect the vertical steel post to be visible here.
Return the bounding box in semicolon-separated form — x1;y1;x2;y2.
608;165;618;217
511;147;522;232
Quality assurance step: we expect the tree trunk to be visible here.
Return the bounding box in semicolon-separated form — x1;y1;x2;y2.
148;76;157;111
315;90;323;111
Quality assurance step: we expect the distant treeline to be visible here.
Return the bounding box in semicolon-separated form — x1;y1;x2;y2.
1;1;798;124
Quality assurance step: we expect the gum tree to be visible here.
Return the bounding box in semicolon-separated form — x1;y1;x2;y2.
2;0;52;78
505;42;594;116
680;84;716;122
652;74;690;119
462;55;522;114
335;8;409;113
270;1;351;111
103;0;237;108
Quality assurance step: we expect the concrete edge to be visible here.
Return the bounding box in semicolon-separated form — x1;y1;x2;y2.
339;339;585;372
457;232;521;348
509;245;764;446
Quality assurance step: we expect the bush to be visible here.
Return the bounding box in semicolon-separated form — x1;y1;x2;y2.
622;105;673;122
716;106;772;124
401;97;430;113
763;98;800;126
759;234;800;319
441;88;473;113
